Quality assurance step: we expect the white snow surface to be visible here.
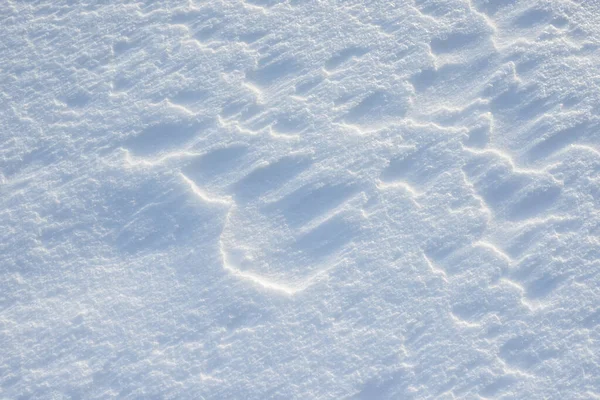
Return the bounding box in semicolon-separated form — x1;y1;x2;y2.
2;0;600;398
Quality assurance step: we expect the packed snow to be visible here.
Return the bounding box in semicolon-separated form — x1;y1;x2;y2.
1;0;599;398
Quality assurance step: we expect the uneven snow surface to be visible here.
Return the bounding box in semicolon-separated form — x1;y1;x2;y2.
2;0;600;398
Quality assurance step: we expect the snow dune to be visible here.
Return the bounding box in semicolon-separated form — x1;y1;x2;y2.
1;0;599;398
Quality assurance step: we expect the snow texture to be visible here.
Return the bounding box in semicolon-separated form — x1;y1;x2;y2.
1;0;600;398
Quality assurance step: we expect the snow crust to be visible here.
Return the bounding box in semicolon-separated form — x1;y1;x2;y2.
1;0;599;398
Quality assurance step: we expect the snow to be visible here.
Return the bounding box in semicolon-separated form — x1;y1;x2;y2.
1;0;599;398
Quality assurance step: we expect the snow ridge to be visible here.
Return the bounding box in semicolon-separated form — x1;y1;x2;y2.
1;0;599;398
